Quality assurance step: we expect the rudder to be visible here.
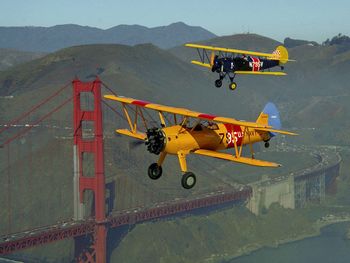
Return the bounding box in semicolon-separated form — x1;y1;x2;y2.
256;102;281;137
272;45;289;64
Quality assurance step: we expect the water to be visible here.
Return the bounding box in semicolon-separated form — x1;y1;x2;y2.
226;222;350;263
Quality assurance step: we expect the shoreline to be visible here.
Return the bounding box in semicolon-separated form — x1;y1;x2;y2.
204;215;350;263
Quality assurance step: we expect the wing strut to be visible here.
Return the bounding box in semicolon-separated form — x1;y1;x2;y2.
121;103;148;135
195;47;211;64
245;126;255;159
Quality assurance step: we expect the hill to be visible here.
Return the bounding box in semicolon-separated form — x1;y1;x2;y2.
0;22;217;52
0;48;45;71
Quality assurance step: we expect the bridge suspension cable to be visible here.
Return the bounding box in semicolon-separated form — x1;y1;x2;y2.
0;83;70;135
0;96;72;147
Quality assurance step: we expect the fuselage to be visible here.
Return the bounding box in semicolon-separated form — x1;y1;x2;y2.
212;56;279;73
160;123;270;155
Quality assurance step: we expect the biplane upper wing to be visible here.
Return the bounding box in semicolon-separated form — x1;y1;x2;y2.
104;94;297;136
104;94;267;129
193;149;281;167
185;43;278;59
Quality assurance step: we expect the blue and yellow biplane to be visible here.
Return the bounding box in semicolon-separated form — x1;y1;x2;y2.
185;43;292;91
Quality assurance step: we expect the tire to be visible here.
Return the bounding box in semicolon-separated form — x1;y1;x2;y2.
148;163;162;180
264;142;270;148
181;172;196;189
229;82;237;91
215;79;222;88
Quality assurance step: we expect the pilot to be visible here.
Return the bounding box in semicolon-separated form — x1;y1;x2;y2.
207;122;218;130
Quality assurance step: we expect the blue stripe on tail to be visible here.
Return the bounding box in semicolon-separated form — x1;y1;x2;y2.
262;102;281;137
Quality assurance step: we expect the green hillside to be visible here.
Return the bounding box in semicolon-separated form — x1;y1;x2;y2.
110;204;329;263
0;48;44;71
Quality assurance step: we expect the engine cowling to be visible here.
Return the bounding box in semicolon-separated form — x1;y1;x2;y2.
145;128;166;155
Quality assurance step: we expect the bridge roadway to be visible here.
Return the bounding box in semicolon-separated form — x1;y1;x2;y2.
0;186;251;255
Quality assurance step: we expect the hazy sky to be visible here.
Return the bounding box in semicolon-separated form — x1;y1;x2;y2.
1;0;349;43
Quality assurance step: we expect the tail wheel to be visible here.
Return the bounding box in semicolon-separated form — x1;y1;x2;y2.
181;172;196;189
229;82;237;91
215;79;222;88
148;163;162;180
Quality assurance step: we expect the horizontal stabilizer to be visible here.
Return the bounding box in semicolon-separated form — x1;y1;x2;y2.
235;71;287;76
256;128;298;136
190;60;212;68
116;129;146;140
193;149;281;167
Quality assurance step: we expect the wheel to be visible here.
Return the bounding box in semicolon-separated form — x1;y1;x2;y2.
229;82;237;91
148;163;162;180
181;172;196;189
264;142;270;148
215;79;222;88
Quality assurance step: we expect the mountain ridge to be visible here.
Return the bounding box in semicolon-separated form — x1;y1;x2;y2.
0;22;217;52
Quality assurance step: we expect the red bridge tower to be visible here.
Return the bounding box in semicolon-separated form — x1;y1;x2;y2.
73;78;107;263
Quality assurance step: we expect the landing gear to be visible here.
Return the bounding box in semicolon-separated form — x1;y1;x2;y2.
215;79;222;88
148;163;162;180
181;172;196;189
264;142;270;148
229;82;237;91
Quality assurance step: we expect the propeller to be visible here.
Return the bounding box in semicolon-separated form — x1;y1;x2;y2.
145;127;166;155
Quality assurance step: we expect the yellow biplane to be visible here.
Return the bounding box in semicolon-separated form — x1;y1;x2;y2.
185;43;292;91
105;95;297;189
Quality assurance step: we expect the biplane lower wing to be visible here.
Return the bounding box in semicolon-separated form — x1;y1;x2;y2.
116;129;146;140
235;71;287;76
193;149;281;167
189;63;287;75
190;60;211;68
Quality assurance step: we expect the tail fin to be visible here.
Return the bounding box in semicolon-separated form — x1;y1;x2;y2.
256;102;281;137
272;45;289;64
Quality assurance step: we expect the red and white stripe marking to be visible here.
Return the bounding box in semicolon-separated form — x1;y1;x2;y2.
251;57;261;72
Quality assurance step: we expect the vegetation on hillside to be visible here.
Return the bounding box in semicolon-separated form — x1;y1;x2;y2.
323;33;350;46
111;205;322;263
